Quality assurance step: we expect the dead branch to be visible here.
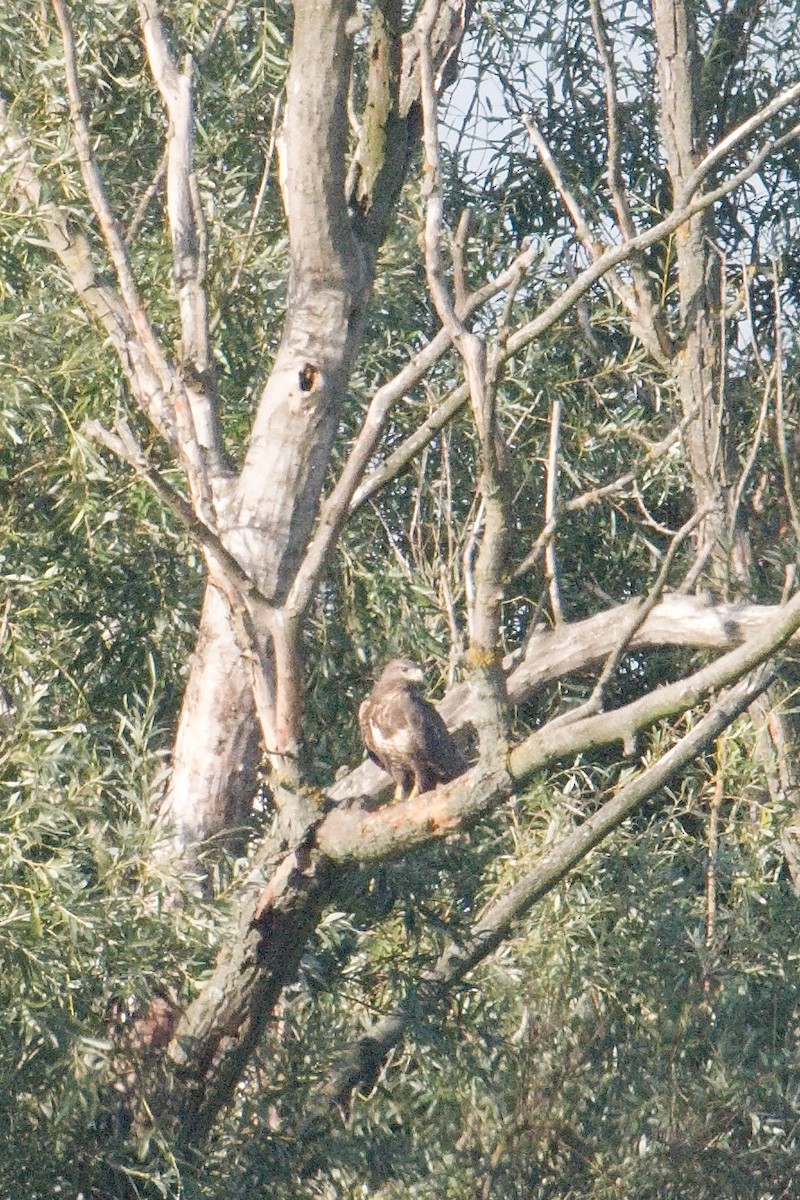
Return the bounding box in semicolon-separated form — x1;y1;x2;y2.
328;589;800;805
550;503;713;729
588;0;669;358
544;395;564;623
0;101;178;447
50;0;175;401
138;0;226;504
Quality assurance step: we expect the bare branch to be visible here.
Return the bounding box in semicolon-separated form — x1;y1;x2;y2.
0;102;177;445
50;0;174;396
126;0;242;244
524;114;670;365
125;148;168;246
729;363;772;549
138;0;226;497
452;208;472;314
544;395;564;623
418;9;508;754
328;589;800;805
227;95;283;297
550;503;713;729
82;420;259;608
321;591;800;862
772;271;800;545
588;0;668;353
680;78;800;206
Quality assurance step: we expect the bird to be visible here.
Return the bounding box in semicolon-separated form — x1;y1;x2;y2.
358;658;466;800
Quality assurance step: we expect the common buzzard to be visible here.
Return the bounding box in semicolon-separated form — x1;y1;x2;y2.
359;658;466;800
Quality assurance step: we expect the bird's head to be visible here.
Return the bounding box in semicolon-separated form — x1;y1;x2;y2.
378;658;426;688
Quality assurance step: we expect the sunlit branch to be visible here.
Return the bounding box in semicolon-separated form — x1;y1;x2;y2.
0;102;178;446
588;0;668;354
418;10;508;759
50;0;175;400
327;587;800;807
138;0;226;506
524;114;670;366
126;0;242;244
772;272;800;547
544;395;564;623
549;503;713;730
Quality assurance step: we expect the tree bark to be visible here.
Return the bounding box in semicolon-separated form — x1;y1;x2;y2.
653;0;730;569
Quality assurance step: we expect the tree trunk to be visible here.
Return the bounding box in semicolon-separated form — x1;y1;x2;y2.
162;0;470;854
162;0;365;848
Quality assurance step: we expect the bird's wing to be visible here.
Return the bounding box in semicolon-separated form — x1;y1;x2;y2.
408;693;466;780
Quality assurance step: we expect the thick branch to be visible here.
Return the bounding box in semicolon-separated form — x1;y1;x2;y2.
328;590;800;804
167;589;800;1140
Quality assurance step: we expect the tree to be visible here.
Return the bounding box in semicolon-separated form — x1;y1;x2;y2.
3;0;800;1194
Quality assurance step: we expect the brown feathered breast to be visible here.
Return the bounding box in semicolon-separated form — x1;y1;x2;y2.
359;659;466;799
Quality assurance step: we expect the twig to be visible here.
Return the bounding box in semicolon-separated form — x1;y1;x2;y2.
704;736;724;992
513;406;698;580
228;95;283;297
198;0;240;66
772;269;800;545
125;149;168;246
729;363;773;548
632;478;689;537
544;395;564;623
679;537;718;594
1;100;176;445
